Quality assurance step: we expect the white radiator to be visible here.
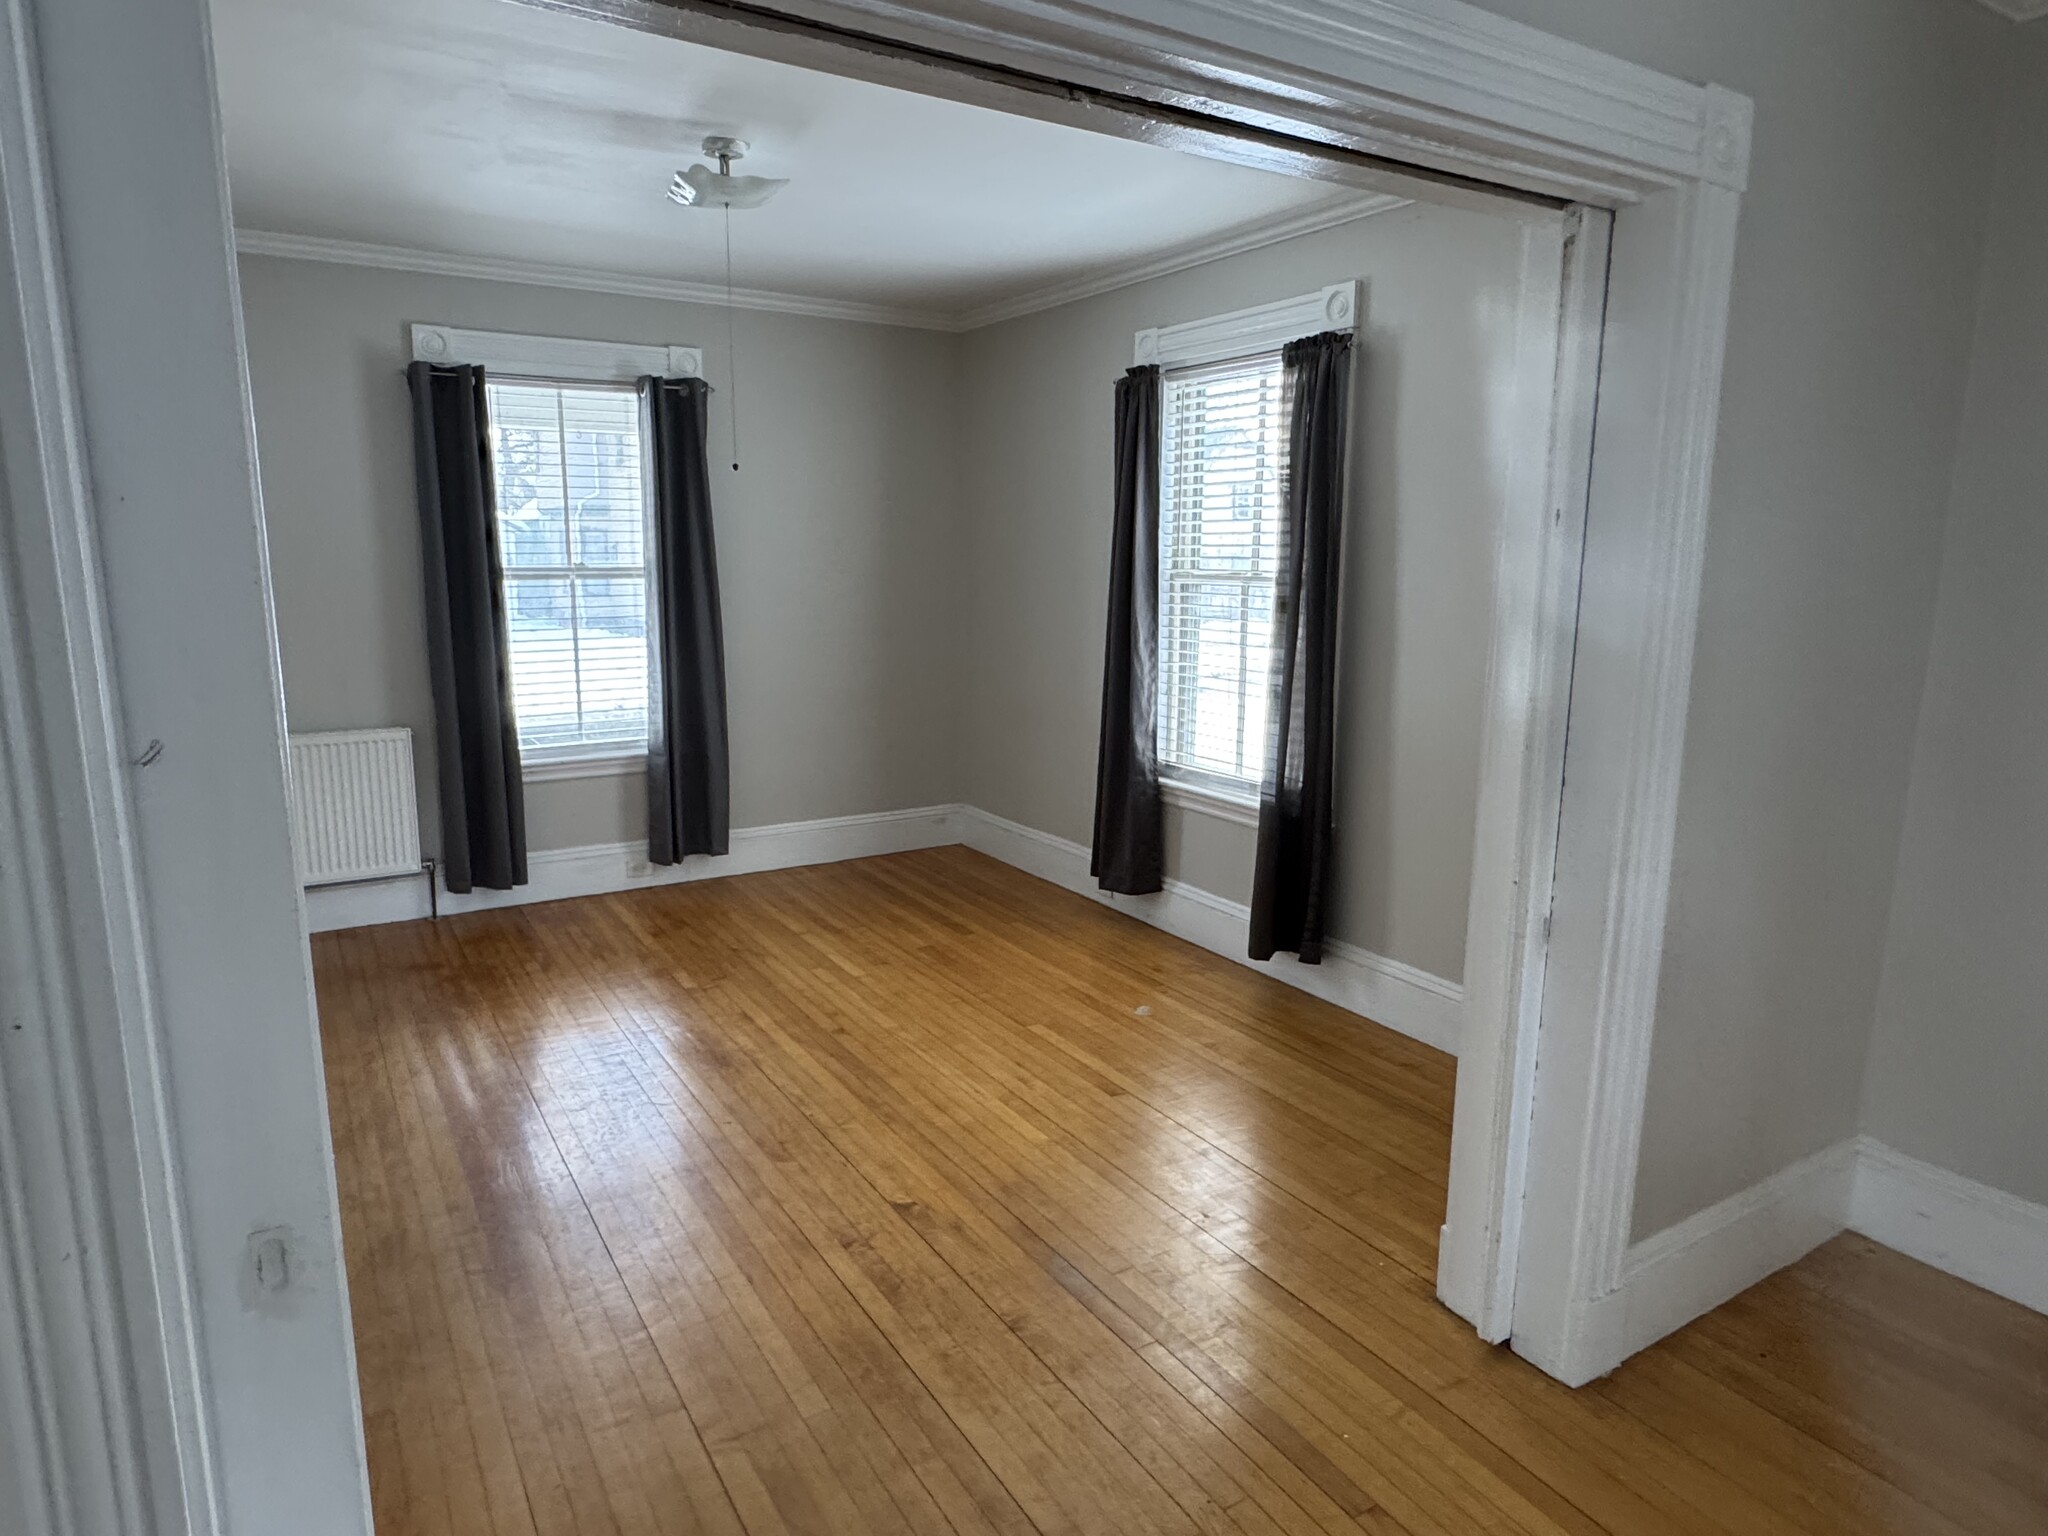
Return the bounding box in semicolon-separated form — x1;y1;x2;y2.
287;729;423;887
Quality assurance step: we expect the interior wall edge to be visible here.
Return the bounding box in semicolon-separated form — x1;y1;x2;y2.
1857;22;2048;1216
22;0;375;1526
1848;1136;2048;1315
1563;1132;2048;1384
1601;1138;1860;1383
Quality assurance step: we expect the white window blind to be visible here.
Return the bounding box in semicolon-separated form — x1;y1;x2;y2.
1157;353;1288;793
486;380;652;759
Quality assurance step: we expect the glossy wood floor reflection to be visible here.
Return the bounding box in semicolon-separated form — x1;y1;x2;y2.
314;847;2047;1536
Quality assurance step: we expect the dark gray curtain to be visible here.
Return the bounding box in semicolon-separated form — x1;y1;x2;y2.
642;375;730;863
407;361;526;894
1250;331;1354;963
1091;364;1165;895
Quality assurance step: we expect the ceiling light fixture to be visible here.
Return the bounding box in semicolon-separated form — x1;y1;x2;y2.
667;136;787;474
667;135;786;211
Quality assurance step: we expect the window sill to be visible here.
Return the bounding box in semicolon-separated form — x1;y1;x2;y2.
523;751;646;783
1161;777;1261;828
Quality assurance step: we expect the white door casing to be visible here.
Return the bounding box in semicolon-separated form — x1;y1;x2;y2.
532;0;1749;1386
0;0;372;1534
0;6;1749;1534
1437;204;1610;1342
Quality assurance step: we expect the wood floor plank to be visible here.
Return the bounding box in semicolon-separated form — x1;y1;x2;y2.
315;847;2048;1535
699;923;1563;1534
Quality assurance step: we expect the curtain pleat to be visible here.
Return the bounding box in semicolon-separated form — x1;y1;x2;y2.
1091;364;1166;895
407;360;527;893
643;375;731;863
1249;331;1353;963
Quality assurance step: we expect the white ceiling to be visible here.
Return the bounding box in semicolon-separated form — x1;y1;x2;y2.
209;0;1358;320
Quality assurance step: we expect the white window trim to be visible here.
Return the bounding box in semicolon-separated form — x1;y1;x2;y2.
1161;776;1260;828
1143;283;1359;815
1134;280;1359;370
412;322;702;383
3;11;1756;1520
521;749;646;783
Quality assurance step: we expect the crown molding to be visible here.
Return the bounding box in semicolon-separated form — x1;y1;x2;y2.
237;197;1408;337
233;229;958;330
1976;0;2048;20
952;192;1405;329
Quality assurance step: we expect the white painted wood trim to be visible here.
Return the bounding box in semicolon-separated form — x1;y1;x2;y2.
10;0;375;1527
1592;1137;2048;1381
1160;777;1260;828
1851;1139;2048;1315
1606;1139;1859;1375
547;0;1752;1386
1436;208;1594;1342
306;804;967;930
0;23;1753;1523
410;323;700;382
317;822;2048;1364
246;197;1409;336
1506;177;1747;1387
0;0;222;1527
309;802;1465;1057
1136;281;1359;368
521;750;646;783
558;0;1745;203
957;807;1464;1056
241;228;955;331
957;193;1405;330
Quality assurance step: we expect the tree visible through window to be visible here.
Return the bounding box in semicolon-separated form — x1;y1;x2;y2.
486;380;652;757
1157;353;1287;794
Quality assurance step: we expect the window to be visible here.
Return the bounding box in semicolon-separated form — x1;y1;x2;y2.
1140;281;1356;809
1156;352;1288;796
485;379;652;760
412;325;701;774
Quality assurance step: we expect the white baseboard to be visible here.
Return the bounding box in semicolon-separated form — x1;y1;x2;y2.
1611;1138;1859;1367
303;873;437;932
1850;1137;2048;1315
956;806;1464;1056
1592;1133;2048;1378
304;804;964;933
310;799;1465;1055
308;802;2048;1347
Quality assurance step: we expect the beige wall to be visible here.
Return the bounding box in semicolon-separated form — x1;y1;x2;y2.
247;206;1530;989
248;0;2038;1242
240;255;965;855
1864;24;2048;1210
958;201;1538;985
1465;0;2012;1237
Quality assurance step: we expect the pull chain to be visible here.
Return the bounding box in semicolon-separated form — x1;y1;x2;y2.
723;202;741;472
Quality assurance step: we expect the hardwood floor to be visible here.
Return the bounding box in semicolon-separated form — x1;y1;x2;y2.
313;846;2047;1535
